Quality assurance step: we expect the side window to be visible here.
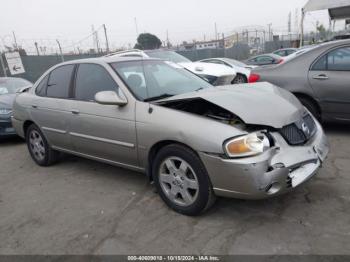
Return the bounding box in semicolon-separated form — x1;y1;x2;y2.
257;56;273;62
75;64;119;101
47;65;75;98
311;55;327;70
311;47;350;71
35;75;49;96
327;47;350;71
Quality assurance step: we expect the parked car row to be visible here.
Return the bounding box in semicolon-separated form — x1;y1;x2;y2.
7;48;330;215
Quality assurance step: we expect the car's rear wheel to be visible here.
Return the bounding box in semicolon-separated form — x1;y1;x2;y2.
26;124;59;166
152;144;215;216
232;74;247;84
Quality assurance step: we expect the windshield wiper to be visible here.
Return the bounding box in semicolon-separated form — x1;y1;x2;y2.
144;93;174;102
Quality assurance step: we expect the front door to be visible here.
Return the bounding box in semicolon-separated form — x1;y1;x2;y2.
308;46;350;120
69;63;138;167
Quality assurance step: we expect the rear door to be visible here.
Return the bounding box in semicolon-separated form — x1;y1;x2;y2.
31;64;76;149
308;46;350;120
69;63;138;167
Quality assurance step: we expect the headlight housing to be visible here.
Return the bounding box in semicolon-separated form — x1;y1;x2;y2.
224;132;271;158
0;108;12;115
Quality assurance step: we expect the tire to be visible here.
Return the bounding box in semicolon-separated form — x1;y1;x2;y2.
232;74;247;84
26;124;59;166
152;144;216;216
298;97;321;121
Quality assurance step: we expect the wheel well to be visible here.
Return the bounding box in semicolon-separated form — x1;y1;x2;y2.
23;120;34;138
147;140;198;180
293;93;321;115
233;73;247;82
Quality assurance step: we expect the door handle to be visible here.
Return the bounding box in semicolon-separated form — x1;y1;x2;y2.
71;109;80;115
31;105;38;108
313;74;329;80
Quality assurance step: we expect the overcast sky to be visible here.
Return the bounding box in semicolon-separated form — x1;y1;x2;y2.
0;0;340;54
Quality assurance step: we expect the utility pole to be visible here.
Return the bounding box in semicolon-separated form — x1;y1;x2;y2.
103;24;110;53
214;22;218;41
34;42;40;56
91;25;100;53
56;39;64;62
134;17;139;37
288;11;292;33
267;23;272;41
300;8;305;47
12;31;18;49
166;29;169;48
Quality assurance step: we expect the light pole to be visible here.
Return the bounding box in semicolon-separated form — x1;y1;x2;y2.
56;39;64;62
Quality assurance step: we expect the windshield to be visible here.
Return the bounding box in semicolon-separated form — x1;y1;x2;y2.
144;50;191;63
111;60;212;101
0;78;31;95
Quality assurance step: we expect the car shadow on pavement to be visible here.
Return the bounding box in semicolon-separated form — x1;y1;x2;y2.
323;122;350;134
0;136;25;146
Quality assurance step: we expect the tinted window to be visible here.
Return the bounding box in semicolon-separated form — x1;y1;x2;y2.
274;51;285;56
327;47;350;71
75;64;118;101
47;65;75;98
312;55;327;70
312;47;350;71
256;56;273;62
36;75;49;96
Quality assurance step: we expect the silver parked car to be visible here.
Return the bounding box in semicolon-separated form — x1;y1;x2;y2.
249;40;350;122
12;57;329;215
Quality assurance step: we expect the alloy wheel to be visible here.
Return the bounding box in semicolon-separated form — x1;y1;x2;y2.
29;130;46;161
158;157;199;207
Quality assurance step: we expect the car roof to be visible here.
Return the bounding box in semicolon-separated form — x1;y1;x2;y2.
54;56;159;67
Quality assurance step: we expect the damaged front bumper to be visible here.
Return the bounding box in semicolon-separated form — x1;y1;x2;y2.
199;120;329;199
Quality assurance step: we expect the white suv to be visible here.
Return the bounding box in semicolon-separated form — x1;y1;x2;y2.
106;49;236;86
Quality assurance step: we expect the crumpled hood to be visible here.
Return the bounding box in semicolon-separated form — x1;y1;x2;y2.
0;94;16;109
179;62;236;78
160;82;306;129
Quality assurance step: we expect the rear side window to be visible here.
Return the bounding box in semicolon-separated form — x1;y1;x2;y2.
75;64;119;101
327;47;350;71
47;65;75;98
35;75;49;96
311;47;350;71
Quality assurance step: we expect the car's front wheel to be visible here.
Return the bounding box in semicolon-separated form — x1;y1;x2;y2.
152;144;215;216
26;124;59;166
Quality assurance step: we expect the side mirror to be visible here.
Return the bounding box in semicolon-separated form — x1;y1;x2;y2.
95;91;128;106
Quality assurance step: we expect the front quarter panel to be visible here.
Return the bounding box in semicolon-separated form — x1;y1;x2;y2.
135;102;246;168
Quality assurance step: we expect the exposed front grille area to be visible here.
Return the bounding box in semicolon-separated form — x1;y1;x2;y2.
279;114;316;145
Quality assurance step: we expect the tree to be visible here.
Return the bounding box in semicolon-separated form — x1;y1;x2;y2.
134;33;162;50
316;22;327;41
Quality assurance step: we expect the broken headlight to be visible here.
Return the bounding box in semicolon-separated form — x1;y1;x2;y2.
224;132;271;158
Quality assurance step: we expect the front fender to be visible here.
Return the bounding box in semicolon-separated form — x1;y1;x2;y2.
135;102;245;168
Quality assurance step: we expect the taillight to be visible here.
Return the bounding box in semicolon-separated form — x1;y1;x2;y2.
277;59;284;64
248;74;260;83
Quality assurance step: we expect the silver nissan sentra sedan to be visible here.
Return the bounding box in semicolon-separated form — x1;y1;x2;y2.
12;56;329;215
